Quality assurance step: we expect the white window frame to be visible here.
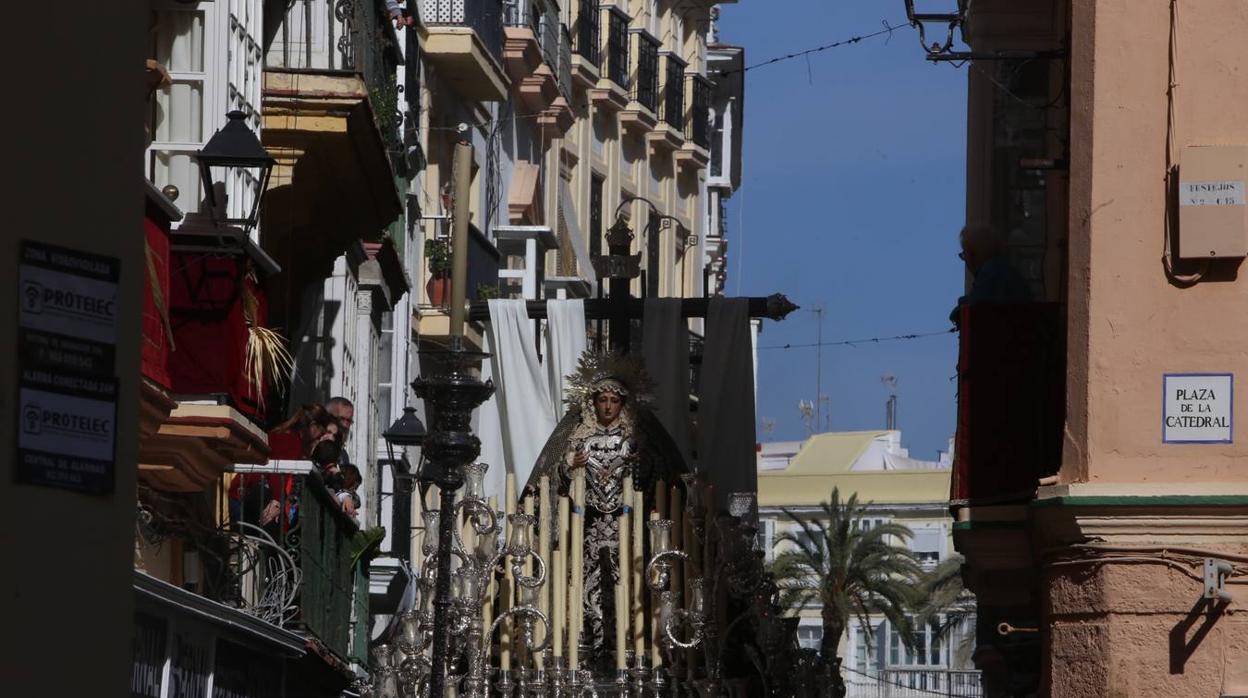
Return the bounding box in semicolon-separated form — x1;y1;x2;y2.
147;0;263;228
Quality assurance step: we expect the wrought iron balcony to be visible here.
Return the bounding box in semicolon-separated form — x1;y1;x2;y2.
267;0;404;156
505;0;560;71
688;73;712;149
633;31;660;112
952;303;1064;505
573;0;600;66
418;0;509;101
662;54;687;129
229;467;366;662
556;22;573;100
422;0;506;66
605;6;630;89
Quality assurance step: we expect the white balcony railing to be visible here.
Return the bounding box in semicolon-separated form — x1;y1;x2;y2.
846;669;983;698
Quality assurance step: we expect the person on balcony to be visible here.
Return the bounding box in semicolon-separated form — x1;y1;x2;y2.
230;403;343;535
334;463;363;521
326;396;354;440
386;0;415;27
949;224;1033;328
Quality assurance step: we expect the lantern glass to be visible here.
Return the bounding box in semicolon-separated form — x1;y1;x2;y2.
475;525;499;561
400;610;422;648
389;644;410;668
419;578;435;614
660;590;679;628
648;519;673;554
680;474;702;513
456;569;480;600
461;463;488;501
507;513;535;557
689;577;706;617
371;643;392;669
422;510;441;556
517;582;539;607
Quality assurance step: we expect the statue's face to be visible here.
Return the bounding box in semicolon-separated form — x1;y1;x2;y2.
593;391;623;425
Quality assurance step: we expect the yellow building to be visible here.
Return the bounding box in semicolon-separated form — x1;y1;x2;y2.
758;431;980;697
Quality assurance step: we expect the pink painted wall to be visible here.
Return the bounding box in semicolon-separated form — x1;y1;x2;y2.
1063;0;1248;485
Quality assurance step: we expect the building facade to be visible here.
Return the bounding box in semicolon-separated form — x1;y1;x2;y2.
757;431;979;698
940;1;1248;696
128;1;747;694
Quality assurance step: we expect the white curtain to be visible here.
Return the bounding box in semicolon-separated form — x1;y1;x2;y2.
476;342;507;500
485;300;557;495
545;299;586;418
479;299;587;499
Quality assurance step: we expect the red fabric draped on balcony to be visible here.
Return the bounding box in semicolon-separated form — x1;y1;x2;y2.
952;303;1065;503
142;216;173;388
167;253;270;419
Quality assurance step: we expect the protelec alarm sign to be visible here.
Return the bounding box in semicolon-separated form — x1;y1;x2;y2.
15;240;120;495
1163;373;1233;444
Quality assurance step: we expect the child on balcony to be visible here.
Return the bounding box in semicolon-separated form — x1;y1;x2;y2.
334;463;363;521
387;1;415;27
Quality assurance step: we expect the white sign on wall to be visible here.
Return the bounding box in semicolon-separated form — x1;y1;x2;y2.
1163;373;1233;444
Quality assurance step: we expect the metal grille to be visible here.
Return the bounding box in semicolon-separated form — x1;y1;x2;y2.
606;8;629;88
688;74;711;148
574;0;600;66
662;54;685;128
421;0;504;65
634;32;659;111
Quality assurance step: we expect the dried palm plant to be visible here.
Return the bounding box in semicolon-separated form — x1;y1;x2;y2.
241;270;293;412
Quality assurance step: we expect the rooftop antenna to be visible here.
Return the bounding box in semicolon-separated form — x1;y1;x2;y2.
810;304;825;432
798;400;815;436
881;374;899;431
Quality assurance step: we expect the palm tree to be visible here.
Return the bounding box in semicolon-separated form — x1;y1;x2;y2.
912;553;976;667
770;487;923;696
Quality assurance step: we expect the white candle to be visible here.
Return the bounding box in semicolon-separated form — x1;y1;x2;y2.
615;476;632;670
502;473;516;671
649;509;662;667
632;486;645;660
670;484;683;616
482;495;497;660
569;469;586;671
554;489;569;658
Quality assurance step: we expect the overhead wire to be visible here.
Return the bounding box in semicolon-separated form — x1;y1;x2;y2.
717;20;904;77
759;329;956;351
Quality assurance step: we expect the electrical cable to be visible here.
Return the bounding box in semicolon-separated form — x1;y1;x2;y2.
759;329;956;351
717;20;904;77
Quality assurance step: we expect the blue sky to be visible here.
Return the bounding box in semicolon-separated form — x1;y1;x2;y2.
718;2;968;460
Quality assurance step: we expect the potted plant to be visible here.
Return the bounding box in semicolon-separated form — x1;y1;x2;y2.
424;238;452;306
476;282;500;301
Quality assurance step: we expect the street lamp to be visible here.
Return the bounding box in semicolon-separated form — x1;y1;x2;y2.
195;110;275;235
382;407;427;561
383;406;427;456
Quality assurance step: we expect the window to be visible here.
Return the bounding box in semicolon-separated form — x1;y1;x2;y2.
796;624;822;650
148;0;262;224
377;311;394;434
854;625;870;674
911;523;944;566
590;174;605;259
756;519;775;562
882;616;949;669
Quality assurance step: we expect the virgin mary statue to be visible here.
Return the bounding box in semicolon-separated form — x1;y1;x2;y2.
526;352;686;668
